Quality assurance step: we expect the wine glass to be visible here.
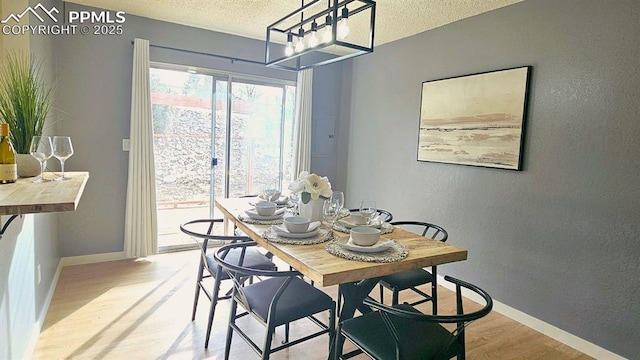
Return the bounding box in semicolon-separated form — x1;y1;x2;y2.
330;191;345;218
30;136;52;183
330;191;344;210
262;178;280;202
52;136;74;181
289;191;300;215
323;199;340;230
359;199;377;225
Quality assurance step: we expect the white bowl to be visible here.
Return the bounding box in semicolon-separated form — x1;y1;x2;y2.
255;201;277;216
284;216;311;233
350;227;381;246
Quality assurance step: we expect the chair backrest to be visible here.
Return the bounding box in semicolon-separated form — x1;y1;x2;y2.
348;208;394;222
180;218;253;274
390;221;448;242
364;275;492;358
213;242;301;311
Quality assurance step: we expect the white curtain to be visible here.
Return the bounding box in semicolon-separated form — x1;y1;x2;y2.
124;38;158;258
292;68;313;178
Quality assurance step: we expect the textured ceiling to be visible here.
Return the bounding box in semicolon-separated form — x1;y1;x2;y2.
64;0;522;47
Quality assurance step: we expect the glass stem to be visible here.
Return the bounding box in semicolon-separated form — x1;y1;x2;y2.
40;161;45;181
61;161;65;179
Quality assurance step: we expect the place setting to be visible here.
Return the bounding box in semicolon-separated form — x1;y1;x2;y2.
239;200;288;225
326;225;409;263
262;215;334;245
331;200;394;235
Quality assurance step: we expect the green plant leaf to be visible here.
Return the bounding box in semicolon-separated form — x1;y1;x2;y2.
0;51;53;154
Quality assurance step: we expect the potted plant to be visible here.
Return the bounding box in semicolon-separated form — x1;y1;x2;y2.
0;52;53;177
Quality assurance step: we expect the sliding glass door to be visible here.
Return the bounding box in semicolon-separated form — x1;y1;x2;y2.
216;78;296;198
150;64;295;250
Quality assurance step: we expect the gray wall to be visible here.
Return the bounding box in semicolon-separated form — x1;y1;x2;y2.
344;0;639;357
55;2;345;257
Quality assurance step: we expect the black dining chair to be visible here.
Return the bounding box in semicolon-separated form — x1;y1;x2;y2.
214;241;336;360
378;221;448;314
179;218;277;348
335;275;493;360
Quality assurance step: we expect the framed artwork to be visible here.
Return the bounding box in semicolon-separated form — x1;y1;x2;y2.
417;66;531;170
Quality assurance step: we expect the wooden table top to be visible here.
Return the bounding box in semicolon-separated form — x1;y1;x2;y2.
215;197;468;287
0;172;89;216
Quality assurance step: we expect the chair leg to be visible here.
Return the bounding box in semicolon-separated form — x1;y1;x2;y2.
192;283;201;321
192;262;205;321
432;266;438;315
334;322;343;360
328;305;336;355
224;299;237;360
379;284;384;304
337;289;342;316
204;276;222;348
284;322;290;344
392;288;399;306
262;323;276;360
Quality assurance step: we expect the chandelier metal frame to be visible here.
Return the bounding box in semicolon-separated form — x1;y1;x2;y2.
265;0;376;71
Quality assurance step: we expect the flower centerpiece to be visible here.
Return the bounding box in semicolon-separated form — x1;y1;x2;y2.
288;171;332;221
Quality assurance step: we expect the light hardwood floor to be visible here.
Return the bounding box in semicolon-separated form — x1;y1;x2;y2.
34;250;593;360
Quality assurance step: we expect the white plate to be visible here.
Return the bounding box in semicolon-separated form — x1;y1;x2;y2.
337;236;393;253
272;226;320;239
245;208;285;220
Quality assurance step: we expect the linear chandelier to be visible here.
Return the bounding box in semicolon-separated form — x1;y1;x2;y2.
266;0;376;71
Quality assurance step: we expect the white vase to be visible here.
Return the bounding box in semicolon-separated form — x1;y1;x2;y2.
298;197;325;222
16;154;41;178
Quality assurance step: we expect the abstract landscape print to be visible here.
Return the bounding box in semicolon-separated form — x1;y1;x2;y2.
417;66;531;170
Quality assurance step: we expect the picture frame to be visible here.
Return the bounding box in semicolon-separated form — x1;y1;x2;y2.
417;66;531;170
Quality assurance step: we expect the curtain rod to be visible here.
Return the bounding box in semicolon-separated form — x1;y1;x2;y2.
130;40;267;66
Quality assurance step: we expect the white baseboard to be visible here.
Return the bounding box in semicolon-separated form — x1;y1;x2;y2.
437;275;626;360
60;251;127;266
25;257;66;360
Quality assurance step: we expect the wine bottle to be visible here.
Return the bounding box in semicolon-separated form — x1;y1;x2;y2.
0;123;17;183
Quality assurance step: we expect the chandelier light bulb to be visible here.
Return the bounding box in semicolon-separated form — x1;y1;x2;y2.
285;33;294;56
322;25;333;43
285;42;294;56
337;18;349;39
307;21;319;48
337;6;350;40
308;31;319;48
294;27;306;53
294;37;305;53
322;14;333;44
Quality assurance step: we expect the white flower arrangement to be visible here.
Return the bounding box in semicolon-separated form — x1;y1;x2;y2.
288;171;333;204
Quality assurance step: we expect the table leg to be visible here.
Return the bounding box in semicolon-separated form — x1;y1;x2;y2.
332;278;379;360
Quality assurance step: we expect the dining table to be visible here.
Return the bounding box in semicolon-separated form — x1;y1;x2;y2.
215;197;468;358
